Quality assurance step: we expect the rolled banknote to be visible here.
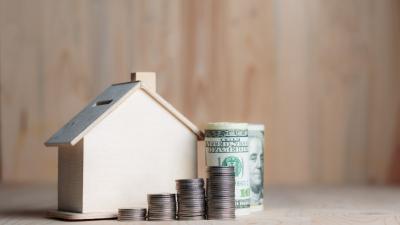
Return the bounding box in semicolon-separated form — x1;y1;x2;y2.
248;124;264;212
205;122;250;216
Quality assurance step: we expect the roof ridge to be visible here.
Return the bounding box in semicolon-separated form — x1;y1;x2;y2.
139;83;204;140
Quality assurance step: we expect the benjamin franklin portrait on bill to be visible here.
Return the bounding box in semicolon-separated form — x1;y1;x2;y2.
248;126;264;210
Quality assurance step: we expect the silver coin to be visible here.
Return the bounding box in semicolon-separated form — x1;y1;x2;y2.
207;216;235;220
178;206;205;210
176;178;206;219
176;179;204;186
207;166;234;171
117;207;147;221
147;193;177;221
178;215;205;220
206;167;237;220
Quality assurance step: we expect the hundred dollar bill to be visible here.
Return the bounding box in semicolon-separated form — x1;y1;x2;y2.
248;124;264;212
205;122;250;216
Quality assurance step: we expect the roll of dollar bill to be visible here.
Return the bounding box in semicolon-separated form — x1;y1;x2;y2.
248;124;264;212
205;122;250;216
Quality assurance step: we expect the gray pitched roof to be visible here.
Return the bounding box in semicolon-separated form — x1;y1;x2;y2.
45;82;138;146
45;81;204;147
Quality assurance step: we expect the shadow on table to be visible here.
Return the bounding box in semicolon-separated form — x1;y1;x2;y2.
0;209;48;218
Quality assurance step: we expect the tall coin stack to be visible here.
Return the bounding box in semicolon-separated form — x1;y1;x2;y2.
205;122;251;216
118;208;147;221
206;166;236;220
147;193;176;221
176;178;206;220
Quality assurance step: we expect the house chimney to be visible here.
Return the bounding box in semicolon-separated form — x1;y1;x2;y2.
131;72;156;92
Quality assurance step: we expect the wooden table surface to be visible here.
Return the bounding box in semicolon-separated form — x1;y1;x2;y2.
1;184;400;225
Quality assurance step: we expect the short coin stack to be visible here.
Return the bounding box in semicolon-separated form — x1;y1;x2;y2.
147;193;176;221
117;208;147;221
206;166;236;220
176;178;206;220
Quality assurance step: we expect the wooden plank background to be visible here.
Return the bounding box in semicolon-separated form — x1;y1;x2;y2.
0;0;399;185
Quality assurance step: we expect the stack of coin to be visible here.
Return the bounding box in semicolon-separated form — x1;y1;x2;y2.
176;178;206;220
147;193;176;221
118;208;147;221
206;166;236;220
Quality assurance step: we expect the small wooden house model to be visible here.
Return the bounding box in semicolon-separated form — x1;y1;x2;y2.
45;72;203;219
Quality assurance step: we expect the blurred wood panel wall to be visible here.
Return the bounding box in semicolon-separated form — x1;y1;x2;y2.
1;0;399;184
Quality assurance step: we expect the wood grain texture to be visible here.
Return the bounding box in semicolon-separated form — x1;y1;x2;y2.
1;184;400;224
368;0;400;184
1;0;400;185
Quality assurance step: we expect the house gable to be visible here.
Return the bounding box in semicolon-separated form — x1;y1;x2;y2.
81;88;198;212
